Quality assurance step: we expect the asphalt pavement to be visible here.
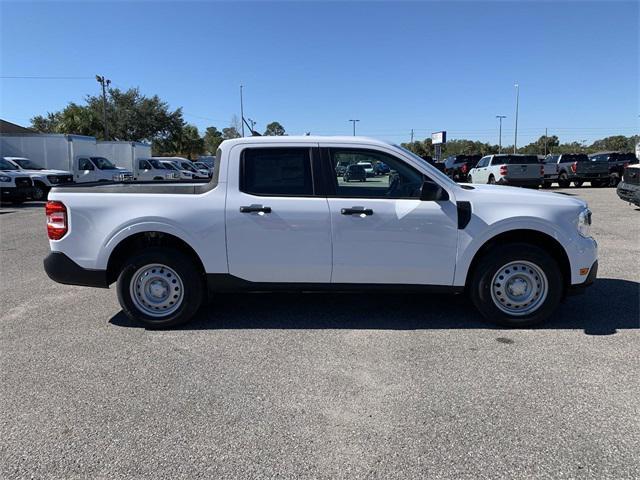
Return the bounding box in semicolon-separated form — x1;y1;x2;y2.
1;187;638;479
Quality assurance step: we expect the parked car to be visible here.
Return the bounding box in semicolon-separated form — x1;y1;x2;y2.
198;156;216;169
547;154;609;187
443;155;481;182
357;162;374;177
616;164;640;207
137;159;181;181
2;156;73;200
374;162;390;175
589;152;638;187
335;161;351;176
343;164;366;182
193;161;213;178
156;159;194;180
175;159;209;179
468;154;542;188
0;159;34;203
44;136;597;329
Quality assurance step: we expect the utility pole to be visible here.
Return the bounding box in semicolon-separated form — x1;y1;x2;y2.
544;127;548;155
513;82;520;153
349;119;360;136
239;84;245;137
496;115;506;153
410;129;414;143
96;75;111;140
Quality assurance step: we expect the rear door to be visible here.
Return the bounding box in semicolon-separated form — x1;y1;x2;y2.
322;145;458;285
225;144;332;283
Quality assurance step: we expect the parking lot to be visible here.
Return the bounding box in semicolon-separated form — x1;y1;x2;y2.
1;187;638;479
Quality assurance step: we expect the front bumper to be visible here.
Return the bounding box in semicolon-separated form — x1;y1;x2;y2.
0;186;33;201
567;260;598;296
617;181;640;207
44;252;109;288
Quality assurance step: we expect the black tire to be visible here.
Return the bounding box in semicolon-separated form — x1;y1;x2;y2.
541;181;551;189
488;175;496;185
558;173;570;188
116;247;204;328
468;176;473;184
609;173;620;187
591;179;607;188
469;243;563;327
573;180;583;188
31;182;49;201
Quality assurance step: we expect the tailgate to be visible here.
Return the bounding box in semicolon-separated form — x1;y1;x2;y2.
506;164;540;179
577;161;608;175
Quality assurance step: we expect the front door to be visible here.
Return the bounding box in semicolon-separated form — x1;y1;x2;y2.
323;147;458;285
225;145;332;283
76;157;98;182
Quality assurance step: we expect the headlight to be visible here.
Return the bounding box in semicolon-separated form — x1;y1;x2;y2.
0;175;11;183
577;208;592;238
47;175;60;184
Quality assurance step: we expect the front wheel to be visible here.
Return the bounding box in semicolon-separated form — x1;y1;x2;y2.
558;173;570;188
488;175;496;185
117;247;204;328
470;243;563;327
31;182;49;201
468;176;473;184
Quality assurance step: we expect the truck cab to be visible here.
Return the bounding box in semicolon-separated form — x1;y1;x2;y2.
2;156;73;200
137;159;180;181
75;156;133;183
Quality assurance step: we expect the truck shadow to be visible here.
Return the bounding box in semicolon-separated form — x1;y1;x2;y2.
109;278;639;335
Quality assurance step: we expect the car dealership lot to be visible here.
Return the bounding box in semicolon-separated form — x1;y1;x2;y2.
1;188;638;479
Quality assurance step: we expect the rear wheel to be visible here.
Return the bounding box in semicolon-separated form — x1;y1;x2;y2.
573;180;583;187
541;180;551;189
608;173;620;187
470;243;563;327
591;179;607;188
468;176;473;184
488;175;496;184
31;182;49;201
558;172;570;188
116;247;204;328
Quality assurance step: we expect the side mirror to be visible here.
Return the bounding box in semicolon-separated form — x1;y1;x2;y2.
420;181;449;201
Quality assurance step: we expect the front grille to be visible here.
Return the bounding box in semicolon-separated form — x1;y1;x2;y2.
15;177;33;188
58;175;73;184
623;168;640;186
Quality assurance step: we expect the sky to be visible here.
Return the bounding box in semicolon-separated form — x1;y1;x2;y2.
1;0;638;146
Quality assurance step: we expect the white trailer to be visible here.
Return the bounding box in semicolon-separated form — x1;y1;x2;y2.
0;134;133;183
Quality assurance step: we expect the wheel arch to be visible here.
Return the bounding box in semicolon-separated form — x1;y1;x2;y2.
106;231;206;285
464;229;571;295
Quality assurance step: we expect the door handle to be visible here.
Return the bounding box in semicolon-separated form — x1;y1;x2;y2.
240;205;272;214
341;207;373;216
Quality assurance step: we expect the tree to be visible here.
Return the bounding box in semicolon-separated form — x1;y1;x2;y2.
589;135;634;153
222;126;241;139
152;122;204;159
519;135;560;154
203;126;224;153
263;121;286;136
30;87;184;143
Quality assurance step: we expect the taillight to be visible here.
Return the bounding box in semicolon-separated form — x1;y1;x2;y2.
46;201;67;240
499;165;508;176
571;162;577;173
461;164;468;174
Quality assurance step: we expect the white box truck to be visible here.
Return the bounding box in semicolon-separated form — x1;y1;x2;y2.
0;134;133;183
95;141;178;181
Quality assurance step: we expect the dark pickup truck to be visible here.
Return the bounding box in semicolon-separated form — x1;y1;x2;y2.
443;155;481;182
589;152;638;187
546;153;609;187
616;164;640;206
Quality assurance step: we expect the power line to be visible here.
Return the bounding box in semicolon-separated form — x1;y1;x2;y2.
0;75;94;80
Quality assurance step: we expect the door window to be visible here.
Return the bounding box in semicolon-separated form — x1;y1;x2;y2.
329;149;424;198
477;156;490;168
240;148;313;196
139;160;151;169
78;158;93;170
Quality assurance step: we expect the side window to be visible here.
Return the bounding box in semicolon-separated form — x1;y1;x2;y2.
78;158;93;170
478;156;490;167
241;148;313;196
329;149;424;199
139;160;151;169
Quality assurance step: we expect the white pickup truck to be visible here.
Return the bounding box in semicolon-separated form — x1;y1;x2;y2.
44;136;598;328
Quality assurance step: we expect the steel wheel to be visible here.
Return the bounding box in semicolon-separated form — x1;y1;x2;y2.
32;184;46;201
490;260;548;316
129;263;184;317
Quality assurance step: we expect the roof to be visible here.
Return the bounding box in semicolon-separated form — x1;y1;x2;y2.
219;135;395;148
0;119;34;134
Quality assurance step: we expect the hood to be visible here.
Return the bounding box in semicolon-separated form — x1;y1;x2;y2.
459;184;587;209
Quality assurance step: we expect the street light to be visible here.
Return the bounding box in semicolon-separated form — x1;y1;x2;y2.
496;115;506;153
513;82;520;153
349;119;360;136
96;75;111;140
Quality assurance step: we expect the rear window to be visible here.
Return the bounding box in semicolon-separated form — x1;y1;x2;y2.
562;154;589;163
610;153;636;162
496;155;539;165
241;148;313;196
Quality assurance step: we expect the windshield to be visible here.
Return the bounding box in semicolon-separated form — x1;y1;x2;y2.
180;162;198;173
149;159;165;169
162;162;180;171
393;145;458;187
90;157;117;170
0;159;19;170
14;159;44;170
